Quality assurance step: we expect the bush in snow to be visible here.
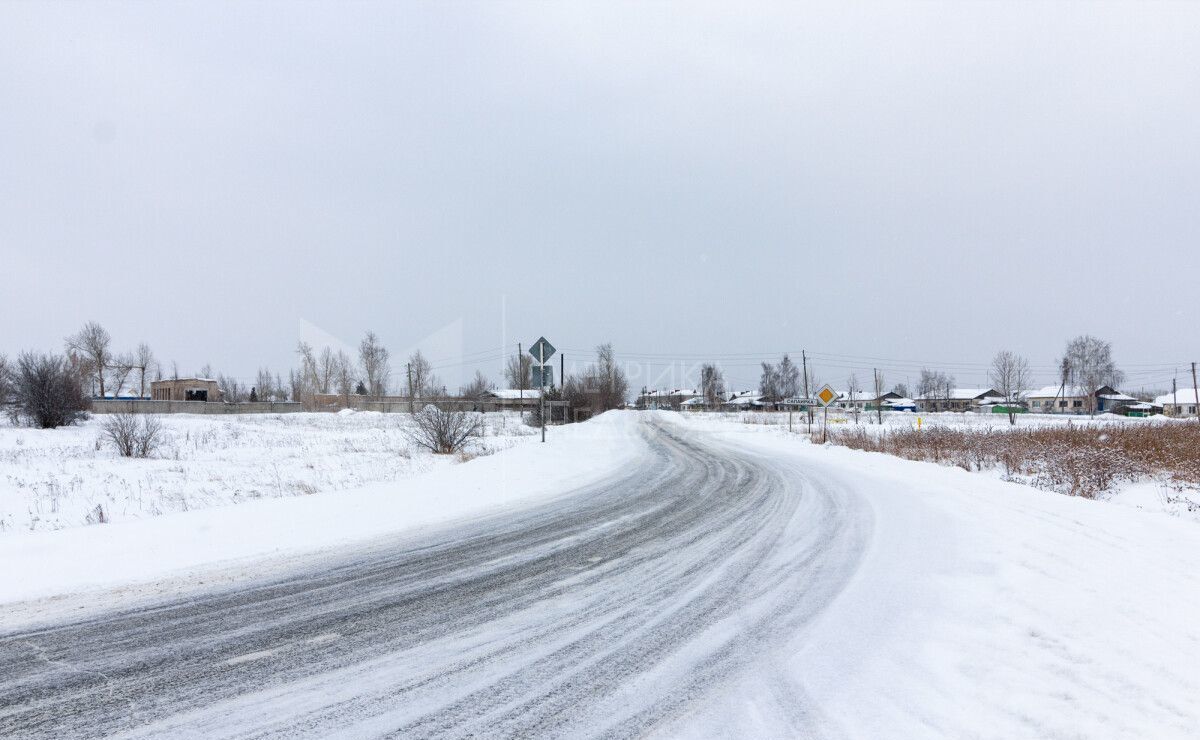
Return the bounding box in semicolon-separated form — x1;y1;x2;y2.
406;405;482;455
101;413;164;458
13;352;90;429
832;422;1200;499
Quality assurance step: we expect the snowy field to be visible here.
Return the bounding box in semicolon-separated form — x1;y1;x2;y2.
729;408;1177;432
0;411;538;535
681;410;1200;521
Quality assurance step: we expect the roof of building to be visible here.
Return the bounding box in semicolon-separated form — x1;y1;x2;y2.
917;388;999;401
486;389;543;400
1154;389;1199;406
724;391;764;406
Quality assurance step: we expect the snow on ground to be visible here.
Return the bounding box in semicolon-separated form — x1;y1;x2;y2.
0;412;642;611
662;412;1200;739
0;410;538;534
713;409;1200;520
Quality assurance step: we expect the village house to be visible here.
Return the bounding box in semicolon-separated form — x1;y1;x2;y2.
1025;385;1139;414
1154;388;1199;418
723;390;765;410
916;388;1001;413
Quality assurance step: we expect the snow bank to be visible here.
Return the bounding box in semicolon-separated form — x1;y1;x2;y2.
0;412;643;610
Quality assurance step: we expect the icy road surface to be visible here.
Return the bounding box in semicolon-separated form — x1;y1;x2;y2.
0;417;870;738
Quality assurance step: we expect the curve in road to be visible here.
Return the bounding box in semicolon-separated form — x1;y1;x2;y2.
0;416;871;739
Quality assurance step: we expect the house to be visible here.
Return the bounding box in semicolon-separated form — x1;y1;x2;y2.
635;388;702;410
1154;388;1199;418
835;390;902;412
723;390;765;409
1026;385;1138;414
1025;385;1084;413
915;388;1001;412
481;388;542;411
680;396;708;412
150;378;223;402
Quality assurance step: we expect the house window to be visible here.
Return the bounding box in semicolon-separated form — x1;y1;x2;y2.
1073;400;1083;407
1059;401;1067;408
1032;400;1041;407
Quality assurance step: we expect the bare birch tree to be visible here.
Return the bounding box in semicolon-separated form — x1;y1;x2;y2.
990;350;1031;425
134;342;155;398
700;363;725;409
358;331;390;400
505;353;533;391
65;321;112;398
1062;335;1124;415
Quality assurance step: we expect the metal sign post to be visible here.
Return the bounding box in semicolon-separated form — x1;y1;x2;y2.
528;337;556;444
815;384;838;444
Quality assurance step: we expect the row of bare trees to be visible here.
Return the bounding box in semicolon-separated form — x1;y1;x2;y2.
64;321;159;399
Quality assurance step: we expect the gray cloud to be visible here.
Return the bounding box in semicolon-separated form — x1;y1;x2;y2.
2;1;1197;391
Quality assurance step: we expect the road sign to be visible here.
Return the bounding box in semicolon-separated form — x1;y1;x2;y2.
529;337;556;361
815;384;838;407
532;365;554;388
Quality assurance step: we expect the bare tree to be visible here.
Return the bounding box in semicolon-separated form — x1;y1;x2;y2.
0;354;14;408
759;362;780;408
892;382;909;398
1062;335;1124;415
778;354;800;400
408;350;437;400
359;331;391;400
460;370;494;400
134;342;155;398
916;368;955;409
255;367;277;402
108;352;136;398
592;343;628;411
847;372;862;423
699;364;724;410
334;350;355;405
217;373;245;403
406;405;483;454
990;350;1031;425
317;346;338;394
65;321;112;398
14;352;89;428
505;352;533;391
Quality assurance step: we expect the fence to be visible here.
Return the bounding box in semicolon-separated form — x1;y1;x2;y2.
89;399;305;415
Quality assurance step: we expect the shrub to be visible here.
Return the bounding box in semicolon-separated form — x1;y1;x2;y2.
831;422;1200;499
101;413;164;458
14;352;89;428
406;405;483;454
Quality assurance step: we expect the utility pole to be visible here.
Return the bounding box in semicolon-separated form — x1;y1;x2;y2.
518;342;523;420
1192;362;1199;424
406;363;413;414
802;350;811;434
1053;357;1069;415
1173;376;1178;417
878;367;888;424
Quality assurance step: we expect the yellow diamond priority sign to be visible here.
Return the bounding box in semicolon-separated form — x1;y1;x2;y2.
816;384;838;407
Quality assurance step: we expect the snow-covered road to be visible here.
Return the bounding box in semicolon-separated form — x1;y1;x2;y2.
0;416;869;738
3;412;1199;739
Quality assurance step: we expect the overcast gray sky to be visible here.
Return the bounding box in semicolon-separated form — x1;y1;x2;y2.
3;1;1198;392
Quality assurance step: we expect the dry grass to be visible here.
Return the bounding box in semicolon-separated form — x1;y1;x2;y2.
832;422;1200;499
